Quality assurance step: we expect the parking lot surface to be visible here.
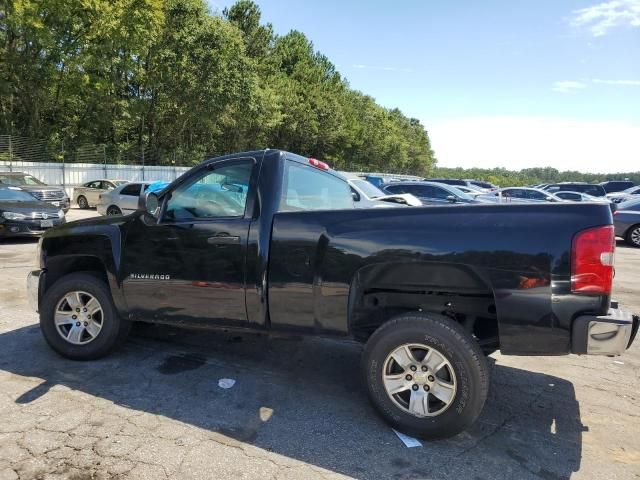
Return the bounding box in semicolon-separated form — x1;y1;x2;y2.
0;209;638;480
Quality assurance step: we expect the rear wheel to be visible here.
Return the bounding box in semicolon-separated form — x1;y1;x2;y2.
77;196;88;209
106;205;122;216
625;225;640;248
362;313;489;440
40;273;130;360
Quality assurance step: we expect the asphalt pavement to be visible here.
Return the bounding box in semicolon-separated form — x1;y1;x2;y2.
0;208;638;480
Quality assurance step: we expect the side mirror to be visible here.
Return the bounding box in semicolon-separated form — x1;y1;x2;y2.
446;195;457;203
352;191;360;202
143;192;160;217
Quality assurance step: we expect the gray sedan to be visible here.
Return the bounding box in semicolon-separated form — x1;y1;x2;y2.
614;198;640;248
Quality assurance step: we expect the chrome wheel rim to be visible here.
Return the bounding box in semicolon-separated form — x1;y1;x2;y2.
632;227;640;246
382;343;457;417
78;197;87;208
54;291;104;345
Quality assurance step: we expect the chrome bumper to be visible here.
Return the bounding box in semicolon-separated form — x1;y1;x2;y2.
572;305;638;356
26;270;42;313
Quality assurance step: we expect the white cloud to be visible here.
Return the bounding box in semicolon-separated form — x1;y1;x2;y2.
571;0;640;36
428;117;640;173
351;64;413;73
552;81;587;93
592;78;640;85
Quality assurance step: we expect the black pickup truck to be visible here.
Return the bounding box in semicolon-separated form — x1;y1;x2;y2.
27;150;638;439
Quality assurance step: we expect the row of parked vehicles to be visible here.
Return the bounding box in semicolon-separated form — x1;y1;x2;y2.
1;169;639;247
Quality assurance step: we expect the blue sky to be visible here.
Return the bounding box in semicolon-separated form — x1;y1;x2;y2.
209;0;640;172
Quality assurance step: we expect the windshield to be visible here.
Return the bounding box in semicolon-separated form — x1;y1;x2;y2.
0;188;38;201
619;198;640;210
0;174;46;186
113;180;129;186
351;179;385;199
446;186;474;201
622;186;639;193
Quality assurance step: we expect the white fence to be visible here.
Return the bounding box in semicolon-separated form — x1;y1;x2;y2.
0;160;191;196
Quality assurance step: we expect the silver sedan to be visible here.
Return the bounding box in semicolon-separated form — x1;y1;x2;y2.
614;198;640;248
96;182;152;216
73;180;128;208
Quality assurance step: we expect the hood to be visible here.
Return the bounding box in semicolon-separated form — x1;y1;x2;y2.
0;200;61;213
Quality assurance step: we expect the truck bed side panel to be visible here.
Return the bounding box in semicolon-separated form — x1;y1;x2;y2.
268;203;612;354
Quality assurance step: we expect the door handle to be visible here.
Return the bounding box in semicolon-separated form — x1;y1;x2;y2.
207;233;240;245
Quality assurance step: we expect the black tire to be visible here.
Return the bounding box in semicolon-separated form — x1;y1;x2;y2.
40;273;130;360
106;205;122;216
625;224;640;248
362;313;489;440
77;195;89;209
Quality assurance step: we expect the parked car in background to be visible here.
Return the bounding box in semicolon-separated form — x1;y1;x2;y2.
0;172;70;212
606;186;640;204
554;191;617;213
96;182;152;216
73;179;129;209
345;177;422;208
614;198;640;248
382;181;482;205
423;178;495;192
97;181;169;216
543;182;607;198
600;180;635;194
465;179;498;191
0;186;65;238
478;187;562;203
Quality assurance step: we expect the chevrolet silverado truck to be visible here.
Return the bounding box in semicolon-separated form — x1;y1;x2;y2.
27;150;638;439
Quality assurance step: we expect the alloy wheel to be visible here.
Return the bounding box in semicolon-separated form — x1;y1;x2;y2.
382;343;457;417
54;291;104;345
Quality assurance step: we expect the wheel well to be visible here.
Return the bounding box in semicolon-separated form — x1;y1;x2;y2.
44;256;109;295
349;263;499;352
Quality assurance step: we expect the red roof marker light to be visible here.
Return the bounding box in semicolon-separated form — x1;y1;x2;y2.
308;158;330;170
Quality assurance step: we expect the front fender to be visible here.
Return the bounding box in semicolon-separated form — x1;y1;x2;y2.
39;216;128;316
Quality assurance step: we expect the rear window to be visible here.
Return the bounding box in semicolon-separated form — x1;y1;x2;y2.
279;161;353;212
120;184;141;196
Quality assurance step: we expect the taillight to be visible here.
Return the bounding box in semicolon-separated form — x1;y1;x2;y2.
571;225;615;295
308;158;330;170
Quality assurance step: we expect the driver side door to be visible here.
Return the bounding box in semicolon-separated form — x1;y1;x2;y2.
121;158;256;327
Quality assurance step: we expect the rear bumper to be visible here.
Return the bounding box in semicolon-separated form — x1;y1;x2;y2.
571;304;639;355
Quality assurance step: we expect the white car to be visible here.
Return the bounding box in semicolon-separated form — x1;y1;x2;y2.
606;186;640;204
73;179;129;208
96;182;152;216
346;177;422;208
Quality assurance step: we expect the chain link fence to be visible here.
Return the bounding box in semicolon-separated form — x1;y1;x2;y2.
0;135;205;167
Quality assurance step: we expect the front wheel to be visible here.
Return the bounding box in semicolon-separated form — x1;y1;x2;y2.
40;273;130;360
362;313;489;440
625;225;640;248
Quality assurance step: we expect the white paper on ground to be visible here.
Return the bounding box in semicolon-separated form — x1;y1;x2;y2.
218;378;236;389
393;429;422;448
613;360;624;365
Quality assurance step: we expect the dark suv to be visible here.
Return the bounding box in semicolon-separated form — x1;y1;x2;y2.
0;172;70;212
599;180;635;194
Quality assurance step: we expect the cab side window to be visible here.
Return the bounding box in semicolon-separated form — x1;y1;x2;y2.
279;161;353;212
164;161;253;221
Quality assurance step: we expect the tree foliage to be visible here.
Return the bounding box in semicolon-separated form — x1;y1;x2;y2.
1;0;436;172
